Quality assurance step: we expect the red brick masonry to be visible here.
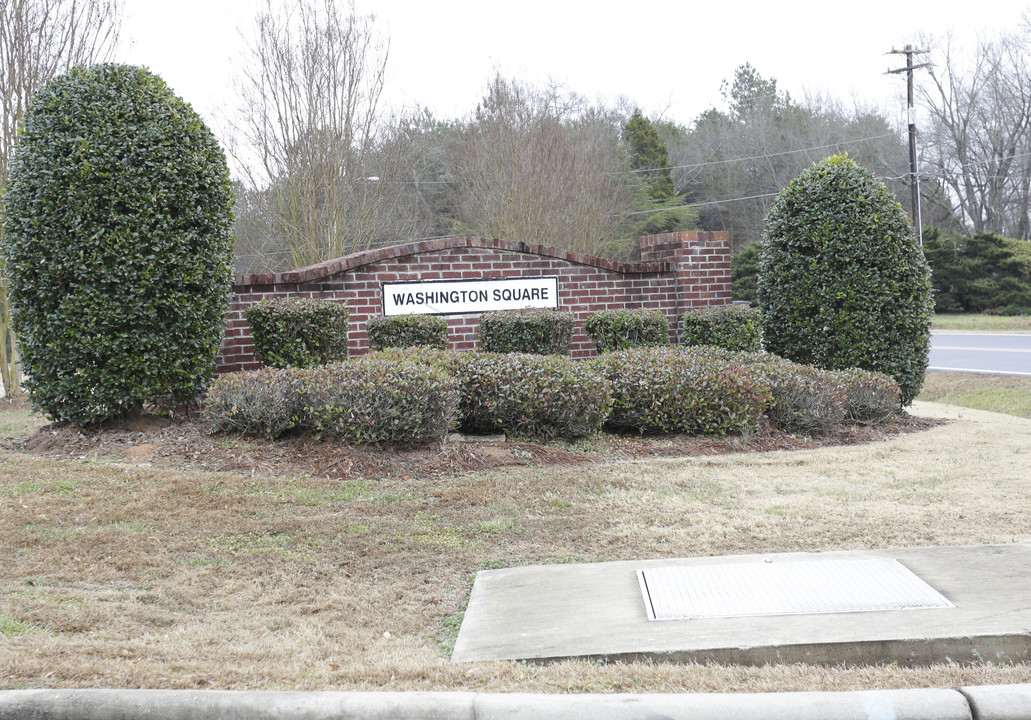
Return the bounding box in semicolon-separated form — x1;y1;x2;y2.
215;232;731;375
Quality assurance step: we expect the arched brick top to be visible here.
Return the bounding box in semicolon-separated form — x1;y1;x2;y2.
234;236;669;289
216;231;732;374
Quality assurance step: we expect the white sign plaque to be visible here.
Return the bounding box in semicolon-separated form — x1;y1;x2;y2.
382;276;559;316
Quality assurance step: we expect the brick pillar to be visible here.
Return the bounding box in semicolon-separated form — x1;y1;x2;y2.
639;232;731;343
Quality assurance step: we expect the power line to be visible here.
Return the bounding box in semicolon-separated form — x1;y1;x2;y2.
619;132;899;175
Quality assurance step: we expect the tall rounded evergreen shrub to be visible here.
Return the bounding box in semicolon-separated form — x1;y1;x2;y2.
756;154;933;405
2;64;234;425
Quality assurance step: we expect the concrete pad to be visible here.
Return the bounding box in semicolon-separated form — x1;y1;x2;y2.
452;544;1031;665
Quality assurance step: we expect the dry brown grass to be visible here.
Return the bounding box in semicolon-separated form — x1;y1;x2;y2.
1;397;1030;693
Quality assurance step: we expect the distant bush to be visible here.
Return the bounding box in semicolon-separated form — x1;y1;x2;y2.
758;154;933;405
731;242;761;303
246;298;349;368
681;305;762;352
306;358;458;445
451;352;611;438
478;308;574;355
590;347;770;436
583;309;669;353
202;367;309;438
366;314;449;350
923;230;1031;315
832;368;902;424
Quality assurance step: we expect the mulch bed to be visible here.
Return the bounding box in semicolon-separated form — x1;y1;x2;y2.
1;396;944;481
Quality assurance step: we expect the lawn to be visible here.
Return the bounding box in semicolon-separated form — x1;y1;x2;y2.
919;372;1031;420
1;395;1029;693
932;313;1031;332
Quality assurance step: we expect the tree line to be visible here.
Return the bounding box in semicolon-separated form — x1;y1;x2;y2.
2;0;1031;396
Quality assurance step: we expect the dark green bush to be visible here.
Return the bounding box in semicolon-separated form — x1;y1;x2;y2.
583;309;669;353
478;308;574;355
451;352;611;438
366;314;449;350
681;304;762;352
246;297;349;368
589;347;770;436
831;368;902;424
922;230;1031;315
731;242;761;303
202;367;309;438
757;154;933;405
307;358;458;445
2;64;234;426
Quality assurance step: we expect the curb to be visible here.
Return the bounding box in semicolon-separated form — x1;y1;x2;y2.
0;685;1028;719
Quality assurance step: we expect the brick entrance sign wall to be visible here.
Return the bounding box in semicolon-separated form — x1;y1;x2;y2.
214;231;731;375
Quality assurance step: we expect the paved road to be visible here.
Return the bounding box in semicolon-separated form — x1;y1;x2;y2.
930;331;1031;377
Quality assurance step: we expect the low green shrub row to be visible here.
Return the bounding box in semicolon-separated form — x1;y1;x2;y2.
207;343;902;445
732;351;901;435
590;347;770;436
451;352;612;438
246;303;764;364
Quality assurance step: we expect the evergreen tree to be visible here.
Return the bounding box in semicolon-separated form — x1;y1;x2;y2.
622;109;692;235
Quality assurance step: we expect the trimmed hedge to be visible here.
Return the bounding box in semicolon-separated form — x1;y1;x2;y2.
366;314;449;350
583;308;669;353
681;304;762;352
203;346;901;446
757;154;933;405
478;308;574;355
2;63;234;426
740;355;847;435
307;357;458;445
246;297;349;368
202;367;309;438
451;352;611;438
203;356;457;445
832;368;902;424
589;347;770;436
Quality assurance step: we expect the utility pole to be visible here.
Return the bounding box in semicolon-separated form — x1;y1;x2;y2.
888;45;930;246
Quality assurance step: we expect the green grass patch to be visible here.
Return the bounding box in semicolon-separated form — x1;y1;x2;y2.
919;372;1031;419
932;313;1031;332
0;615;44;636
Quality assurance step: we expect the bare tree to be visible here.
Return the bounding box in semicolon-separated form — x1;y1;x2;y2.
232;0;428;271
666;65;909;251
919;29;1031;239
448;76;637;258
0;0;120;397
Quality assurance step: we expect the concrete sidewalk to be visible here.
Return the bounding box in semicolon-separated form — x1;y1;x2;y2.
1;686;1029;719
453;544;1031;665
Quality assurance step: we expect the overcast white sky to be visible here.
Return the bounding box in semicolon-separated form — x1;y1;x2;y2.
119;0;1025;143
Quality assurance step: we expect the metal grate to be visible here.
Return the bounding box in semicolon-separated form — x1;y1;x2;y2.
638;558;955;621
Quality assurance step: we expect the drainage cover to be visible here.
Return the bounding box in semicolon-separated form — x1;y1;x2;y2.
638;558;954;621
